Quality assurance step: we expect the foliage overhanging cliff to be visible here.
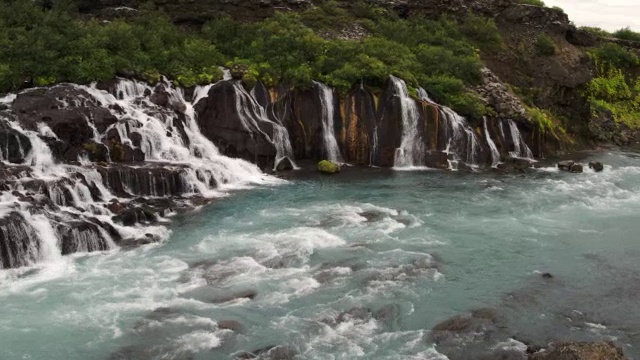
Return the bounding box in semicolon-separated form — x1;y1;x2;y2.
2;0;640;148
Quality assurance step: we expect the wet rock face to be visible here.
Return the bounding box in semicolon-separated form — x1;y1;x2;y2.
95;163;191;198
13;85;118;161
0;212;40;269
529;342;628;360
0;115;32;164
195;80;277;170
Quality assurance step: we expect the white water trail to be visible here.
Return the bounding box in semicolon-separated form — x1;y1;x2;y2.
484;117;501;167
0;77;285;271
391;76;424;168
507;119;534;159
315;82;343;163
231;81;297;170
440;107;481;169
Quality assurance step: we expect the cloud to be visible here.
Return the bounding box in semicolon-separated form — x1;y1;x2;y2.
543;0;640;32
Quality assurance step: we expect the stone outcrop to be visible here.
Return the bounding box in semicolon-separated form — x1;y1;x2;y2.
474;67;527;120
529;342;628;360
194;80;278;170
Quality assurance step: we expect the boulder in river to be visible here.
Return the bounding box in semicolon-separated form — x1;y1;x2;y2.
557;160;575;171
275;157;294;171
569;163;584;173
529;341;628;360
317;160;340;174
589;161;604;172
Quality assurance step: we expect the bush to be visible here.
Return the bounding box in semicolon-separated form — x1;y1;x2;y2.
459;13;504;52
580;26;611;38
591;43;640;69
516;0;545;6
535;34;556;56
613;27;640;42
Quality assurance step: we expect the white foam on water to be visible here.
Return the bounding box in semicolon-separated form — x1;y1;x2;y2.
492;338;528;352
173;330;223;353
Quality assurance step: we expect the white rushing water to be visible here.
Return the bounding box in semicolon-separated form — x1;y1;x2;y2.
484;117;501;167
391;76;424;169
507;119;534;159
441;107;481;169
0;78;282;272
315;82;343;163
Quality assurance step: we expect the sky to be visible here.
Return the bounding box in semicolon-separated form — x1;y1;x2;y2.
543;0;640;32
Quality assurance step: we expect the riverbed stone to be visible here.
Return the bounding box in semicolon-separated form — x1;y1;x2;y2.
317;160;340;174
589;161;604;172
557;160;575;171
569;163;584;173
529;341;628;360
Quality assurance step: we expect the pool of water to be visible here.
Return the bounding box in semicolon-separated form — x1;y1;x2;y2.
1;151;640;359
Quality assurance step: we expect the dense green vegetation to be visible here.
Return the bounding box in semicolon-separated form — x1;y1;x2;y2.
0;0;506;119
613;27;640;42
515;0;545;6
586;43;640;128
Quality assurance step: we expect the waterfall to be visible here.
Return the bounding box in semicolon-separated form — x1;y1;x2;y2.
391;76;424;168
315;82;342;163
230;82;297;170
0;77;281;270
507;119;534;159
483;117;501;167
440;107;481;168
417;87;434;103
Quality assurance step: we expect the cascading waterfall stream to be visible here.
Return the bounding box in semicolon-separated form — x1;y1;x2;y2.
231;82;297;170
507;119;534;159
315;82;343;163
0;77;282;271
391;76;424;168
441;107;481;168
484;117;501;167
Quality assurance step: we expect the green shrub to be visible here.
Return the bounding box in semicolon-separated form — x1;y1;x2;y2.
535;34;556;56
580;27;610;38
590;43;640;69
613;27;640;42
516;0;545;6
459;13;504;52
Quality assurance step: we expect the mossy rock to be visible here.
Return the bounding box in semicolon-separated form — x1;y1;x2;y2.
317;160;340;174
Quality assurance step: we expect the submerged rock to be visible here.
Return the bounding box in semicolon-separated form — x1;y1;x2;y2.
589;161;604;172
209;290;257;304
275;157;294;171
317;160;340;174
529;341;628;360
430;308;501;344
557;160;575;171
569;163;584;173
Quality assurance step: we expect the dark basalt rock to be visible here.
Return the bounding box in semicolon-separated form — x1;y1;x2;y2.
0;212;40;269
96;164;190;198
529;341;628;360
57;218;121;255
557;160;574;171
430;308;501;344
209;289;258;304
588;161;604;172
275;157;294;171
0;115;32;164
217;320;244;333
194;80;277;170
13;85;117;161
569;163;583;173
